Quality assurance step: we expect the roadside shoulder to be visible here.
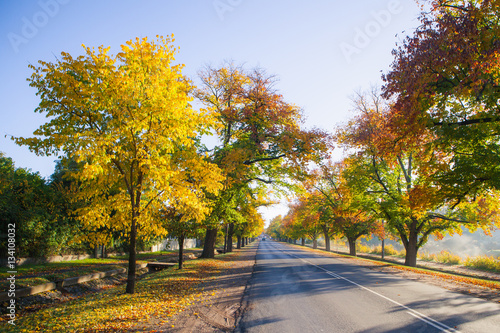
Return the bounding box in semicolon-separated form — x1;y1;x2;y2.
168;242;259;332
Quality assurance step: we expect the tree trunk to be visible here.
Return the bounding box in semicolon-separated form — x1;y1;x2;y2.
178;235;185;269
301;238;305;246
200;228;217;258
94;245;99;259
312;237;317;249
381;238;385;260
245;237;248;245
241;237;245;247
400;219;418;267
237;235;242;249
227;223;234;252
404;230;418;267
322;226;331;252
101;245;106;258
126;215;137;294
347;237;356;256
223;225;227;254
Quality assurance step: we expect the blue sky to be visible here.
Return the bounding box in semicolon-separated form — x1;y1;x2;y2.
0;0;422;222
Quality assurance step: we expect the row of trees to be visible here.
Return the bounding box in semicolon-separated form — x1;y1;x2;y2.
0;147;260;265
11;36;329;293
267;0;500;267
10;0;499;294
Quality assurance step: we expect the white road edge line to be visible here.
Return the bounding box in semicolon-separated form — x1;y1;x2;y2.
275;243;460;333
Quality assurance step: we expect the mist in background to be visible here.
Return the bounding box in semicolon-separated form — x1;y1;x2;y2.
359;229;500;259
420;229;500;259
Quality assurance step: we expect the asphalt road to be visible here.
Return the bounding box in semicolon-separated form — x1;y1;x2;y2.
237;240;500;333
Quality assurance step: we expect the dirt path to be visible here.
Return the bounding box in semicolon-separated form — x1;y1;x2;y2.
130;242;259;332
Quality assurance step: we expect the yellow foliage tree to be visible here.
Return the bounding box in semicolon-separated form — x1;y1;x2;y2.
15;35;224;293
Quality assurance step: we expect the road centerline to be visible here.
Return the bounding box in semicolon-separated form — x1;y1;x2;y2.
275;243;460;333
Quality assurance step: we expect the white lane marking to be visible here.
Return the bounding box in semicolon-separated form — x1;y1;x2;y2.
274;243;460;333
406;311;456;333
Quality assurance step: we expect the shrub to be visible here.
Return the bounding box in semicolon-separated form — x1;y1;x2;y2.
418;251;437;262
370;245;382;255
366;244;403;257
384;244;402;256
330;239;348;252
436;250;462;265
356;243;371;253
464;255;500;273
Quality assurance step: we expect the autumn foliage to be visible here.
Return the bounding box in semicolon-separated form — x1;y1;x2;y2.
195;63;330;257
16;36;224;293
270;1;500;267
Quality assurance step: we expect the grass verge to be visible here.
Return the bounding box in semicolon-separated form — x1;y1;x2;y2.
0;250;194;289
1;251;239;332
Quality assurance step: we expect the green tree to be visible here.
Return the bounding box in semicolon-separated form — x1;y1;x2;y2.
382;0;500;200
0;153;51;257
267;215;287;241
338;90;500;266
0;153;85;258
